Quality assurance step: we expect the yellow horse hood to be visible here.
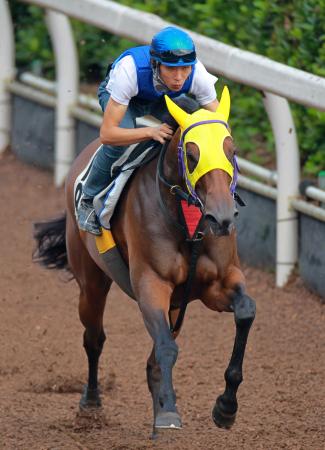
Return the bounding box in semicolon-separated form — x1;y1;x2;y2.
165;87;234;191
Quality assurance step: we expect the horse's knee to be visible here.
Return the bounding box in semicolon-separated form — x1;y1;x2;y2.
233;294;256;327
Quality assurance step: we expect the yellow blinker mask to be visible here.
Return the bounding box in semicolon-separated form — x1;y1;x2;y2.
165;86;234;195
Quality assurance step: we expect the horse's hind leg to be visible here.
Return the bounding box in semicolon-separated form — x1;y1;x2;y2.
212;291;256;428
78;278;111;409
66;219;112;409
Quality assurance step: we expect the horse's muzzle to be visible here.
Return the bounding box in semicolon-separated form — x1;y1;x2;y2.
204;213;235;236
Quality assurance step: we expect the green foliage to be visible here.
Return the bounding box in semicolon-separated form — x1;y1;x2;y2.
10;0;136;81
9;0;325;175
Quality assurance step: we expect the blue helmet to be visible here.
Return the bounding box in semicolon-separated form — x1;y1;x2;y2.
150;26;197;67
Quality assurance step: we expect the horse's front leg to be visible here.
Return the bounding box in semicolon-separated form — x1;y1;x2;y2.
146;308;181;428
213;288;256;429
134;271;181;430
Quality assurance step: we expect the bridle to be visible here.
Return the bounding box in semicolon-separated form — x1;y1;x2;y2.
157;119;240;218
156;119;244;333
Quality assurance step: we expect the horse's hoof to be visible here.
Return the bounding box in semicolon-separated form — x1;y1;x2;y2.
79;385;102;410
154;411;182;429
212;400;236;429
150;427;159;440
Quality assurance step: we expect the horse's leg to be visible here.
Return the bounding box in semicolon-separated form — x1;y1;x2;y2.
212;290;256;428
146;308;181;431
66;218;112;409
135;273;181;429
78;278;111;409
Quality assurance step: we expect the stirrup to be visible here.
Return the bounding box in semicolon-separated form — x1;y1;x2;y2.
77;199;102;236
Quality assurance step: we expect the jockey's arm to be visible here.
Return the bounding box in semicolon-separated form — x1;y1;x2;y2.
201;98;219;112
100;97;173;146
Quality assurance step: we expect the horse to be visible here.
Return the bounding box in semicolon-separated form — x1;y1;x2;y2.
33;86;256;433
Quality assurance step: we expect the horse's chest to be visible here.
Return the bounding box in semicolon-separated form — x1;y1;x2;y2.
196;255;219;283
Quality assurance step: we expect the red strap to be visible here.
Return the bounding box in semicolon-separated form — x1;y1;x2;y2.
180;200;202;238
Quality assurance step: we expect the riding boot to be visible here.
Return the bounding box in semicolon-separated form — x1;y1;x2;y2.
77;197;102;236
76;144;125;235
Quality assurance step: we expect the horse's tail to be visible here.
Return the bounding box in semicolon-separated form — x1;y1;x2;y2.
33;213;72;275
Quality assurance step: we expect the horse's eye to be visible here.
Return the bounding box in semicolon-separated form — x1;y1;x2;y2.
186;150;199;173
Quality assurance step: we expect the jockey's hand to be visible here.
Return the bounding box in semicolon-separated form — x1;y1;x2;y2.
150;123;174;144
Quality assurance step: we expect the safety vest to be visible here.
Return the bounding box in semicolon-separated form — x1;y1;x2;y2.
111;45;195;101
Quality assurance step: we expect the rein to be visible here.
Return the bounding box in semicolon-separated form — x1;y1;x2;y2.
156;141;202;233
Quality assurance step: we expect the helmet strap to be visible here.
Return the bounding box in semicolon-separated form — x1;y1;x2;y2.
152;63;170;93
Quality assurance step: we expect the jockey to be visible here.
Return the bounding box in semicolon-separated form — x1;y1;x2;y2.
77;26;219;235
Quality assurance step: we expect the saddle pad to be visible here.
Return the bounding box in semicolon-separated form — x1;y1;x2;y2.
74;141;159;230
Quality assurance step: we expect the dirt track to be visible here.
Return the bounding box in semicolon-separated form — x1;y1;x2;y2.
0;151;324;450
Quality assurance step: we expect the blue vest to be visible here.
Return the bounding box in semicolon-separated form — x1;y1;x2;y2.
111;45;195;102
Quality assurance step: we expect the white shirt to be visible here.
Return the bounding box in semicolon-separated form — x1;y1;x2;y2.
105;55;218;106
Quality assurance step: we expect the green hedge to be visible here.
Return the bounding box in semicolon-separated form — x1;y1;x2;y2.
10;0;325;175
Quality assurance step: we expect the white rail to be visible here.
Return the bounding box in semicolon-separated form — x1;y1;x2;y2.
291;199;325;222
9;80;55;107
0;0;15;152
237;157;277;186
45;10;79;185
263;93;300;286
3;0;325;289
305;186;325;204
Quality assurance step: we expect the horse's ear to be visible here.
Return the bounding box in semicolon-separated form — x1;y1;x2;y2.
165;95;188;129
216;86;230;121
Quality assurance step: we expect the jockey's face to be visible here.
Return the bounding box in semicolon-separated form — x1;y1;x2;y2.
159;64;192;92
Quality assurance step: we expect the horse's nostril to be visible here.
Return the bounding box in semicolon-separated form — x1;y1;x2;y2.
221;219;231;230
205;214;218;224
205;214;233;236
234;208;239;217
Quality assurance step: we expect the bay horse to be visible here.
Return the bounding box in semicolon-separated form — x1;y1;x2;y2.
33;86;256;433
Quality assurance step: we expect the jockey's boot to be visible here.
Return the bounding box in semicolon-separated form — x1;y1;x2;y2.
76;197;102;236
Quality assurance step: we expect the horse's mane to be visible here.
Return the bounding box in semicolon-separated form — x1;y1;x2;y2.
162;96;200;131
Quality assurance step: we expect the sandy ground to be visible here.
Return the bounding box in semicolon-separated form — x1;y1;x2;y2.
0;150;324;450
